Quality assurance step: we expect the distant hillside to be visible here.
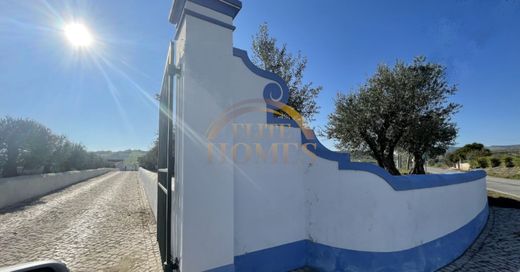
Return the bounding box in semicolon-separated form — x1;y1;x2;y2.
487;145;520;152
448;144;520;153
93;150;146;166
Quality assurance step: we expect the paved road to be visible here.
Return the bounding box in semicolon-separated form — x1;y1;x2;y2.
0;171;161;272
428;167;520;199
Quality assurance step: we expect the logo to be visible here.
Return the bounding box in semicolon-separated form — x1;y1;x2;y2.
206;98;317;164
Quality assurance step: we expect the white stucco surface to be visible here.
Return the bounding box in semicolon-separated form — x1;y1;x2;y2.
0;168;112;209
167;1;488;271
304;157;487;252
138;167;158;219
174;4;236;270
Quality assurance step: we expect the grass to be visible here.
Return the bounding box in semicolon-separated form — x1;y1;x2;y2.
485;166;520;180
398;168;412;175
430;151;520;180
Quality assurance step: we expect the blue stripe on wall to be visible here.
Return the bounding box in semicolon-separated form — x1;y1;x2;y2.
234;240;307;272
227;204;488;272
206;263;235;272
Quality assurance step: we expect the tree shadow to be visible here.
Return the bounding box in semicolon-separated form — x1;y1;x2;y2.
0;197;48;215
488;196;520;209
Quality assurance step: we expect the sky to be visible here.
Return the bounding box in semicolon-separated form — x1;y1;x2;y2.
0;0;519;151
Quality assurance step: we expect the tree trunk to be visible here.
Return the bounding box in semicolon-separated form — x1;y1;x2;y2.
367;143;400;175
369;149;386;169
411;154;426;174
384;153;401;176
374;155;385;169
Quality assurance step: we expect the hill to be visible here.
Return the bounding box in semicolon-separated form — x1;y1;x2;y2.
448;144;520;153
92;150;146;167
487;145;520;152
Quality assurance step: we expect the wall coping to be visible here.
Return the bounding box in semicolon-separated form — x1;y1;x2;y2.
169;0;242;25
232;48;486;191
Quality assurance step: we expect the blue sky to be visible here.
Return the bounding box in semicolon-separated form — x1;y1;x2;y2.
0;0;519;151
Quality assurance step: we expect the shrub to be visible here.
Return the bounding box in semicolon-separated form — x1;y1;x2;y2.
470;160;477;169
0;116;111;177
504;157;515;168
476;157;489;168
490;157;501;168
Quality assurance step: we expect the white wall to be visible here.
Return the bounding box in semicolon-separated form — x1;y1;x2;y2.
168;1;488;271
138;167;158;219
229;126;487;255
0;168;112;209
233;127;307;256
174;4;236;271
304;156;487;252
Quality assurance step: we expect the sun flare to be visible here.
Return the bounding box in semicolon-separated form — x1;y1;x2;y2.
64;23;93;47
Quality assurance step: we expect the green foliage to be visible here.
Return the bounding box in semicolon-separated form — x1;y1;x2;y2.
475;157;489;168
456;143;491;160
93;149;145;168
251;23;322;122
0;117;42;177
18;121;54;170
505;156;515;168
490;157;502;167
446;152;462;166
446;142;492;166
138;139;158;171
326;57;459;175
0;116;111;177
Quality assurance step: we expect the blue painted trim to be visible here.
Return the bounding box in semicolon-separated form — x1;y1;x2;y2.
229;204;488;271
307;204;489;271
190;0;242;18
232;48;290;105
232;47;487;191
221;0;242;9
173;8;235;41
234;240;307;271
206;263;235;272
183;9;236;31
170;0;187;24
170;0;242;25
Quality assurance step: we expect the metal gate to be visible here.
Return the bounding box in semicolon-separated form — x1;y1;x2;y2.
157;41;179;271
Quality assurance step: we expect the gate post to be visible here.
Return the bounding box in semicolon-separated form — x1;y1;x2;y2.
169;0;241;271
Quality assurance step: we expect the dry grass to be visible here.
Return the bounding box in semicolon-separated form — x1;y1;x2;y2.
485;166;520;180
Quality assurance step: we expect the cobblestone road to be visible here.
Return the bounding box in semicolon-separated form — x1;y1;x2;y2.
0;171;161;272
441;205;520;272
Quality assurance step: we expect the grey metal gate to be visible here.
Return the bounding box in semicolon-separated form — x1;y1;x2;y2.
157;41;178;271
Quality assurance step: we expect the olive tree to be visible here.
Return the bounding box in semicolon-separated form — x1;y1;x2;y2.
251;23;322;122
327;57;459;175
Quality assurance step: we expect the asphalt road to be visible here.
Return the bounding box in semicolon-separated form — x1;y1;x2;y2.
0;171;161;272
428;167;520;199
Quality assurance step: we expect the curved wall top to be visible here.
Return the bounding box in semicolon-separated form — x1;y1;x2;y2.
232;48;486;191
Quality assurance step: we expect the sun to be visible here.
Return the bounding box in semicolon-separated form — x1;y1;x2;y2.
64;23;93;47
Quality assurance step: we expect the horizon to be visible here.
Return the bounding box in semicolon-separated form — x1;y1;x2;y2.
1;0;519;151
